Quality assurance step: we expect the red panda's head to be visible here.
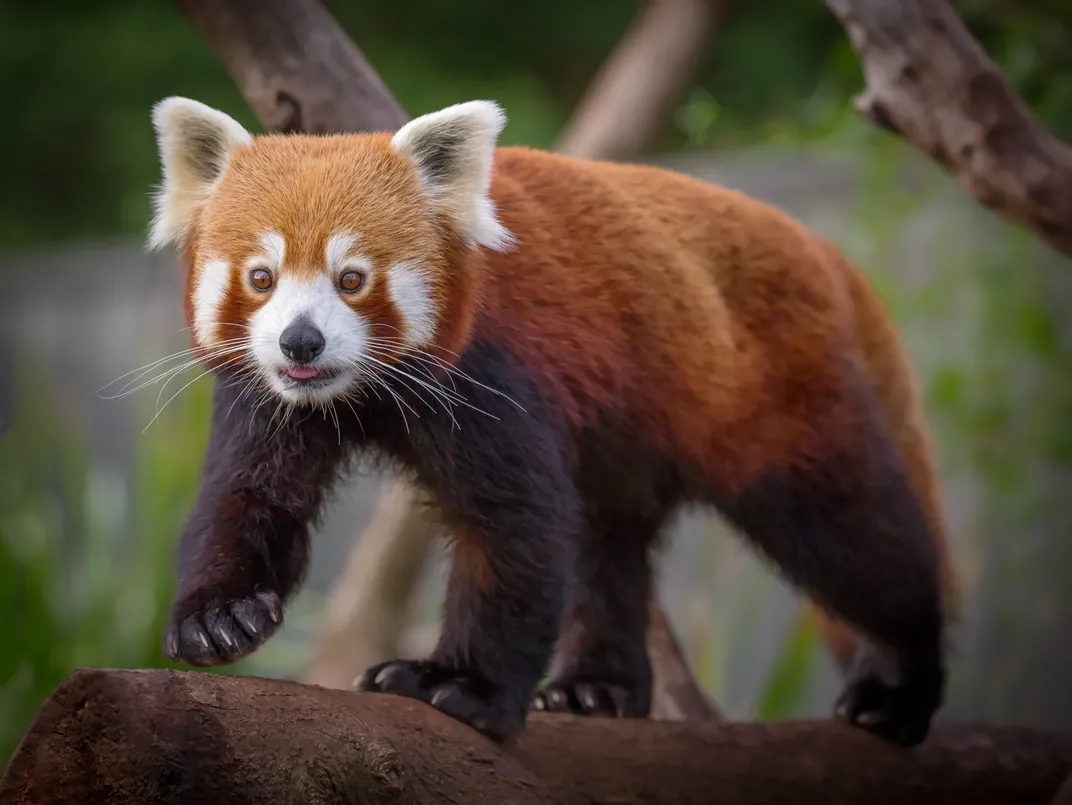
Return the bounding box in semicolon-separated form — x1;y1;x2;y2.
147;97;513;405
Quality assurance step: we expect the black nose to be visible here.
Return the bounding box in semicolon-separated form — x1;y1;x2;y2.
279;318;325;364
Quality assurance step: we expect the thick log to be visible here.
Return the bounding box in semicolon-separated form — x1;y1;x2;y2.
823;0;1072;258
3;669;1072;805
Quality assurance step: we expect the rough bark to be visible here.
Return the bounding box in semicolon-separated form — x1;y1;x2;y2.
823;0;1072;258
555;0;728;160
3;669;1071;805
177;0;406;133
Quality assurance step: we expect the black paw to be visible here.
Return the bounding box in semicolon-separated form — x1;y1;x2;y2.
164;589;282;667
353;659;526;740
834;650;944;747
531;678;649;718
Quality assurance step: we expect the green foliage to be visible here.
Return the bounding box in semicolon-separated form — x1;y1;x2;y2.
754;610;820;722
2;0;1071;253
0;366;218;764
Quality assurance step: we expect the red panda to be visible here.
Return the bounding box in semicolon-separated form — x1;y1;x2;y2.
148;96;954;747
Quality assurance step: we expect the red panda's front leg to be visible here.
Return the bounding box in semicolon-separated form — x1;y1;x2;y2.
355;509;576;740
355;343;580;741
164;375;353;667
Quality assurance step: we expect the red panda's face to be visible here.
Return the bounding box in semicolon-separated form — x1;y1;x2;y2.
147;98;512;406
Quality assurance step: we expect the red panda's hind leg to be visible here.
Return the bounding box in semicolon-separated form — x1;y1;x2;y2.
717;369;946;747
531;505;664;719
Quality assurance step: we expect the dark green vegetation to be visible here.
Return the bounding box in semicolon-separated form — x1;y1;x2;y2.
1;0;1071;250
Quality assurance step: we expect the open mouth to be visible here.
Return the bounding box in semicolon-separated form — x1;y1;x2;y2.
278;364;343;387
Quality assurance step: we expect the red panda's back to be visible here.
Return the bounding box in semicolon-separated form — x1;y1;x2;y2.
480;146;857;471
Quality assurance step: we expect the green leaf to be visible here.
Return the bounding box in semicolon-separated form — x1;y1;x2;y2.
754;608;819;720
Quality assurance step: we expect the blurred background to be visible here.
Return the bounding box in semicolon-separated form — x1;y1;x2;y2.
3;0;1072;766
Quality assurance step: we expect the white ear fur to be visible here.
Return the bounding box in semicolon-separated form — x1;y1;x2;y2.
390;100;514;251
147;97;252;251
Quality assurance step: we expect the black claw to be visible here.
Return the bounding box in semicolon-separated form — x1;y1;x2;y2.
531;679;646;718
833;649;943;748
165;590;283;667
354;659;525;741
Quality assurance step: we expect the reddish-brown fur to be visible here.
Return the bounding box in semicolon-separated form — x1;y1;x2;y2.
171;130;954;744
477;148;956;666
185;134;956;675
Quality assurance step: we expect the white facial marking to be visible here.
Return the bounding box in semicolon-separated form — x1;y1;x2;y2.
256;231;286;269
249;273;370;404
192;258;231;346
388;261;439;347
326;231;360;272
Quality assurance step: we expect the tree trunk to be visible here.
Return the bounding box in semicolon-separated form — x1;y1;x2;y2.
3;669;1071;805
823;0;1072;258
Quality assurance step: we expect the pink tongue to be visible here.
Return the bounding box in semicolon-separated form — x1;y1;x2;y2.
287;366;320;380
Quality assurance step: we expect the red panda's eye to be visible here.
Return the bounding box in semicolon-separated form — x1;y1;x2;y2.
249;268;274;292
339;270;365;293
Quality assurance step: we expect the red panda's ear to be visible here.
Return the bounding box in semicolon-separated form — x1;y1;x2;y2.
390;101;515;252
147;97;252;252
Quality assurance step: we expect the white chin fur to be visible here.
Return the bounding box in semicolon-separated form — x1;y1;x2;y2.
248;273;369;403
266;371;357;405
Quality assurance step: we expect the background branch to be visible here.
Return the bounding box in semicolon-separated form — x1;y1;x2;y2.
3;669;1071;805
555;0;728;160
177;0;406;133
823;0;1072;258
304;480;441;691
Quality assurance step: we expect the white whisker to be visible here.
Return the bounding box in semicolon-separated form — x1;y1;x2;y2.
103;345;251;401
151;344;252;411
358;366;416;433
363;334;525;412
98;336;251;398
140;351;250;434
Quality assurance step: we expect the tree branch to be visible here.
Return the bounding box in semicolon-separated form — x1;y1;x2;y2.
823;0;1072;258
304;479;441;691
3;669;1071;805
646;595;723;721
177;0;406;133
555;0;727;160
